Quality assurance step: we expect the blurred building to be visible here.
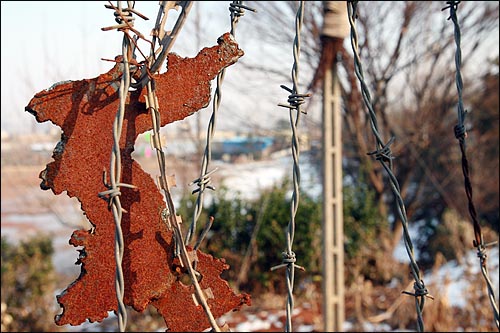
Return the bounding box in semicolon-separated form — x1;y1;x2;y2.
212;136;275;162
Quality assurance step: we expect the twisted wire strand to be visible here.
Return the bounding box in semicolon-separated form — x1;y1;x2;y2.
141;2;226;330
97;2;139;331
270;2;310;332
99;2;156;330
131;1;193;90
145;82;221;332
444;1;499;329
346;2;429;331
111;38;130;330
185;1;255;246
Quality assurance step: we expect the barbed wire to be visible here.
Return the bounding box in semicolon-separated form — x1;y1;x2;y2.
270;1;310;332
346;1;431;332
144;79;223;332
139;1;225;331
98;1;144;331
98;1;256;331
185;1;256;249
131;1;193;90
443;1;500;329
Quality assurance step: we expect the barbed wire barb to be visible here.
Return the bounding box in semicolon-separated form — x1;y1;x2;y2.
270;1;310;332
445;1;500;329
184;1;255;248
140;1;232;331
346;1;431;331
98;1;150;330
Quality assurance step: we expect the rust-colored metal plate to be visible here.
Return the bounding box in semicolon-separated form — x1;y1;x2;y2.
25;32;250;332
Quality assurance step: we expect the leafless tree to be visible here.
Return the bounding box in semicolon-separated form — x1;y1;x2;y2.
245;1;499;266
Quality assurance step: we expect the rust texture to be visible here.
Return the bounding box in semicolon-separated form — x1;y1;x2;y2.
25;32;251;332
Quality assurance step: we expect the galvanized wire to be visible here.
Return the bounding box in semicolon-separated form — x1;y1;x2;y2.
443;1;500;329
346;2;430;332
185;1;256;247
271;1;310;332
98;1;140;331
144;81;222;332
141;1;227;331
131;1;193;90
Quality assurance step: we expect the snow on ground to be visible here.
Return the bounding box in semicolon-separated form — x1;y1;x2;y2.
392;219;499;309
2;150;499;332
207;151;322;202
425;245;499;309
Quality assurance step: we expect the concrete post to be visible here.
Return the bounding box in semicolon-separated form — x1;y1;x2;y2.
322;59;345;332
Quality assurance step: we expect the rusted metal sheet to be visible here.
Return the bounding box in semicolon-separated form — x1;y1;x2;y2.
25;32;250;331
154;249;252;332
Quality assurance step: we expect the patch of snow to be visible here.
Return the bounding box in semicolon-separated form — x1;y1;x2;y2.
231;314;273;332
209;151;322;202
392;220;424;263
426;245;499;308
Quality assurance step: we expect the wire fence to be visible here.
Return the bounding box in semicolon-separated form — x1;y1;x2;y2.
271;1;311;332
19;1;499;332
99;2;144;330
346;1;432;331
444;1;499;329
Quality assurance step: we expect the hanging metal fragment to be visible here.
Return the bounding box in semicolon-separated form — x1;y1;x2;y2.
25;32;250;332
